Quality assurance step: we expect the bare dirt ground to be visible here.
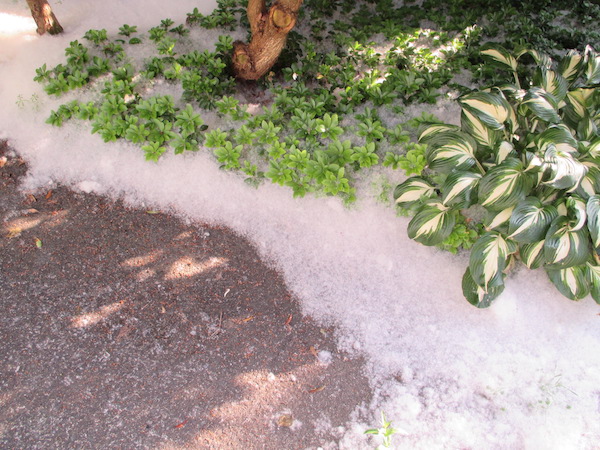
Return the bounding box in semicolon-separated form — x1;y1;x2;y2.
0;140;372;449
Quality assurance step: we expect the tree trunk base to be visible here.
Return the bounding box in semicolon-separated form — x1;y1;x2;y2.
26;0;63;36
232;0;302;81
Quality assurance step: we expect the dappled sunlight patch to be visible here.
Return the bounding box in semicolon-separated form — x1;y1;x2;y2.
3;209;69;237
71;300;125;328
165;256;227;280
121;250;163;268
0;13;36;37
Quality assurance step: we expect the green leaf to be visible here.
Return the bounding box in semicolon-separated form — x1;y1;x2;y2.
586;262;600;304
394;177;437;207
544;216;591;268
546;265;590;301
520;240;546;269
508;197;558;243
440;171;481;208
480;44;517;72
469;231;515;290
426;131;478;173
558;50;584;82
459;91;511;130
478;158;533;210
462;267;505;308
521;87;561;124
587;195;600;249
407;200;456;246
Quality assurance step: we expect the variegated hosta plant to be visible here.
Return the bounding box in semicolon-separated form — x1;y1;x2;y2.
394;44;600;308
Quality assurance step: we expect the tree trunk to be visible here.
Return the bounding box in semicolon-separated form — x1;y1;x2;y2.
232;0;303;80
26;0;63;36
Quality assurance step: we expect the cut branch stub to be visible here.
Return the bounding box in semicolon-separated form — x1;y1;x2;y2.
26;0;63;35
232;0;303;81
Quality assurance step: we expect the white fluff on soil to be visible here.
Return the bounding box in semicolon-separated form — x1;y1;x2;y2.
1;1;598;448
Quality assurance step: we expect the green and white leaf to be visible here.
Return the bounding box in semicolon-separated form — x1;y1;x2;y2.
586;262;600;304
485;206;515;230
441;171;481;208
462;267;505;308
544;216;591;268
418;123;459;143
520;240;546;269
542;145;589;191
546;265;590;301
460;109;500;150
585;46;600;85
478;158;533;210
565;88;590;119
407;200;457;246
536;124;578;154
495;140;516;164
566;196;587;231
508;197;558;243
459;91;511;130
469;231;515;290
426;131;478;173
587;195;600;248
534;68;568;102
558;50;584;81
587;137;600;159
394;177;437;207
517;48;552;69
576;166;600;198
480;44;517;72
521;87;561;123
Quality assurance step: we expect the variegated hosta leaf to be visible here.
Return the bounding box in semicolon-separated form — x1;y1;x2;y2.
485;206;515;230
495;141;516;165
585;46;600;85
462;267;505;308
558;49;584;82
536;124;578;154
407;200;457;246
544;216;591;268
480;44;518;72
478;158;534;211
565;88;591;119
520;240;546;269
587;137;600;159
394;177;437;207
441;171;481;208
517;48;553;69
508;197;558;243
546;265;590;301
459;91;511;131
418;123;460;143
576;166;600;199
542;145;589;191
566;195;587;231
586;262;600;304
426;131;478;173
469;231;516;290
460;110;501;150
576;113;597;142
534;68;568;103
587;195;600;249
521;87;561;123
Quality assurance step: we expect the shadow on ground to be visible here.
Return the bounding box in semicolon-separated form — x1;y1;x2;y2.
0;141;371;449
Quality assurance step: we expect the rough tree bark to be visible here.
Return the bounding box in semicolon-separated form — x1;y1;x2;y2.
26;0;63;36
232;0;303;80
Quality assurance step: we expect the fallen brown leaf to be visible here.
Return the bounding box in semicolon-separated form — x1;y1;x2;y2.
0;156;7;168
308;385;325;394
45;190;53;200
277;414;294;427
285;314;293;326
174;419;188;429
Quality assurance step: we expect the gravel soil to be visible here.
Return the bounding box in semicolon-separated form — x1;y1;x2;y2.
0;140;372;449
